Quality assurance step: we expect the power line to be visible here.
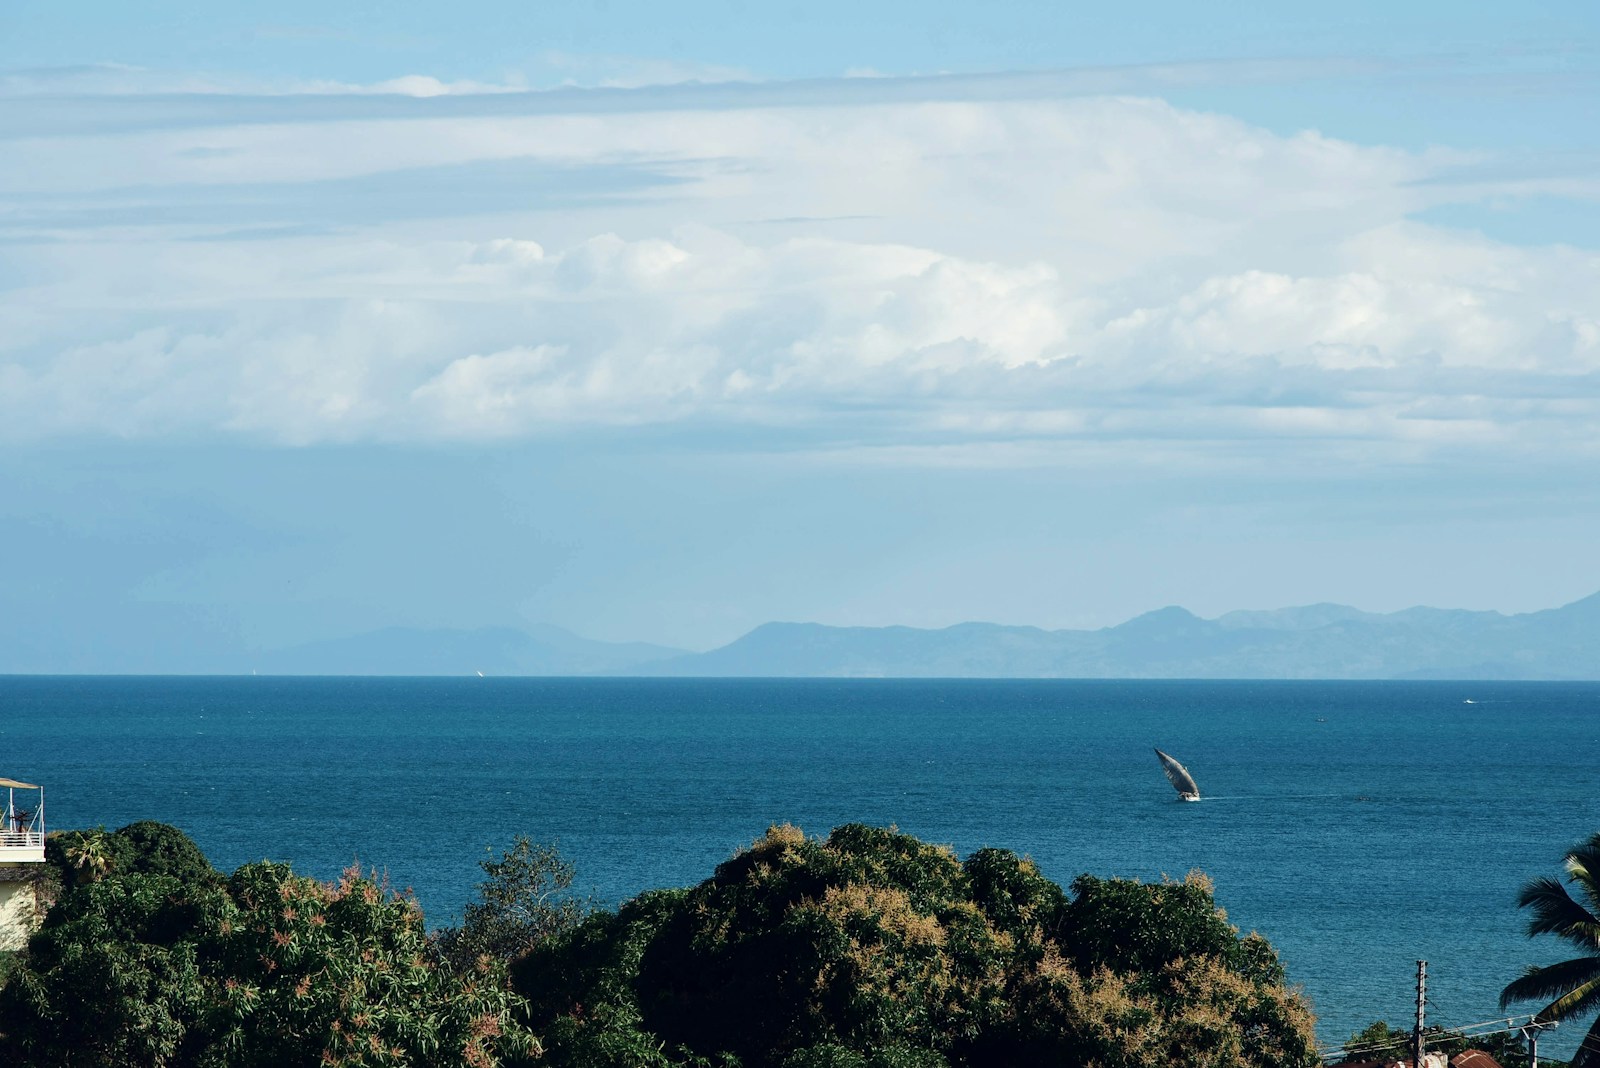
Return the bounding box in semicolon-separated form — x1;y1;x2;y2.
1318;1012;1544;1060
1442;1014;1542;1035
1321;1019;1533;1055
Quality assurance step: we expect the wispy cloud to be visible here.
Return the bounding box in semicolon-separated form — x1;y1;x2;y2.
0;62;536;101
0;49;752;103
524;50;756;90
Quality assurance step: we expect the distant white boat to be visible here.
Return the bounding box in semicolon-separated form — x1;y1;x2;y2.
476;670;485;678
1463;699;1475;704
1154;748;1201;802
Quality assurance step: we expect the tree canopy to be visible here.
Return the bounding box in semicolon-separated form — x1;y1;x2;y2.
2;819;1321;1068
512;822;1318;1068
44;820;219;890
430;835;590;975
0;823;536;1068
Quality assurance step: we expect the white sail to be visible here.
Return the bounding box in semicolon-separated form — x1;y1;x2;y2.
1154;748;1200;801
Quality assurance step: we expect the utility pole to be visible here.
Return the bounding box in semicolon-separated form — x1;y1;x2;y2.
1413;960;1427;1068
1522;1019;1556;1068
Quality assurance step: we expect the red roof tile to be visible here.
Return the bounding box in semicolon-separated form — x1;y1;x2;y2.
1450;1053;1504;1068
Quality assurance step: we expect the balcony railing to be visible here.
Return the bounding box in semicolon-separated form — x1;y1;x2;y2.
0;830;44;860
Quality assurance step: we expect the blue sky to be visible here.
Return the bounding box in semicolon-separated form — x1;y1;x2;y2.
1;2;1598;667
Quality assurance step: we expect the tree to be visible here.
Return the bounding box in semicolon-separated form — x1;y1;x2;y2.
1;824;538;1068
1502;832;1600;1068
46;821;219;889
1336;1020;1409;1063
203;862;538;1068
1001;871;1315;1068
0;871;221;1065
512;822;1318;1068
432;836;590;974
113;821;219;885
62;829;114;886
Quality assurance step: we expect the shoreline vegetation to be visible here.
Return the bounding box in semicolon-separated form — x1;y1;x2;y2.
0;822;1585;1068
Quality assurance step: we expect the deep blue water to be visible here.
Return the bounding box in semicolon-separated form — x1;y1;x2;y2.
3;676;1597;1056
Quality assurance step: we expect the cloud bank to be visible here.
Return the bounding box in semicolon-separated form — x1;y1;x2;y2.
1;78;1596;465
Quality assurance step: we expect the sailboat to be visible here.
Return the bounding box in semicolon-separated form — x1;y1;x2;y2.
1154;748;1200;802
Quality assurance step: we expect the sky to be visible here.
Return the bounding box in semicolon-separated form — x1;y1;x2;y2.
1;1;1598;668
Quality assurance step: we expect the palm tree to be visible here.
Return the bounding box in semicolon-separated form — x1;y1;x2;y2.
64;831;113;885
1501;832;1600;1068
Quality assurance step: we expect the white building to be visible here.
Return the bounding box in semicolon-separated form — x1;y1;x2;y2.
0;776;46;951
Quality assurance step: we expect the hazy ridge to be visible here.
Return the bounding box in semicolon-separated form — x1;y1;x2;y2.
255;591;1600;679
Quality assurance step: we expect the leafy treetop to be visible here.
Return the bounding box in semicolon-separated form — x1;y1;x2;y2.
512;822;1319;1068
1;822;536;1068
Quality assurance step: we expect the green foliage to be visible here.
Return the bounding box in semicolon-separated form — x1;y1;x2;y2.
513;888;691;1068
1059;870;1272;980
432;836;590;974
0;871;220;1065
2;819;1323;1068
45;821;220;890
204;861;537;1068
513;822;1319;1068
0;824;536;1068
999;875;1314;1068
1502;832;1600;1068
779;1043;950;1068
1337;1019;1409;1062
46;827;116;887
115;821;220;884
0;949;22;990
1336;1019;1562;1068
960;846;1067;950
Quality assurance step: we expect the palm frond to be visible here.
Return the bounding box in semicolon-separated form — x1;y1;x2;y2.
1518;876;1600;947
1501;958;1600;1010
1572;1015;1600;1068
1568;1016;1600;1068
1567;835;1600;916
1541;974;1600;1023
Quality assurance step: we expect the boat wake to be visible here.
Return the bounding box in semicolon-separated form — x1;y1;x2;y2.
1172;792;1352;802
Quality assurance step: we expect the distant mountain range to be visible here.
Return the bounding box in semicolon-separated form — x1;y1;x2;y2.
261;592;1600;680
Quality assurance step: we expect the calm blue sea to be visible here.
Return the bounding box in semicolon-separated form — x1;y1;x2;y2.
3;677;1597;1055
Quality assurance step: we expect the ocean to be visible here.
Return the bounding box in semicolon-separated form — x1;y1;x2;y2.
3;676;1596;1056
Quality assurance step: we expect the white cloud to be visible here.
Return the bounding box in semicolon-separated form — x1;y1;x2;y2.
0;87;1596;463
